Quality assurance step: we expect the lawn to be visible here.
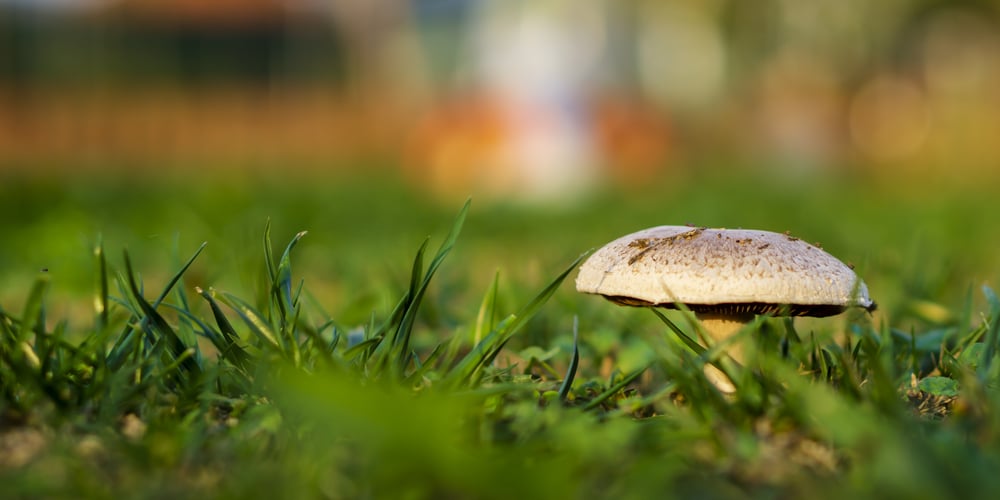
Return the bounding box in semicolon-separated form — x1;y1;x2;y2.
2;167;999;498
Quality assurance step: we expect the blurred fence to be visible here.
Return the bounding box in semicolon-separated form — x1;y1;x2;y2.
2;0;999;196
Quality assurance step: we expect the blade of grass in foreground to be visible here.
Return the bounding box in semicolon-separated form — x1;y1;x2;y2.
94;237;109;332
474;270;500;346
271;367;571;499
122;251;202;378
18;272;49;344
258;227;309;367
557;317;580;402
365;198;470;377
381;238;425;359
265;224;307;326
1;273;49;378
444;252;586;389
582;365;648;411
650;309;704;355
392;197;470;374
176;291;252;372
106;243;206;371
276;230;308;313
151;242;207;307
262;219;279;300
218;292;283;354
979;285;1000;381
197;288;246;351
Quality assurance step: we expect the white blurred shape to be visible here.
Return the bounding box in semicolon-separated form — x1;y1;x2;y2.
471;0;605;102
453;0;608;202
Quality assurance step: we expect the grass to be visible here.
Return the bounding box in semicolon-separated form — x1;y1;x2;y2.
2;169;1000;498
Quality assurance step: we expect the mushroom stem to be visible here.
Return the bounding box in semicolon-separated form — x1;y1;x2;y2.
695;312;754;359
695;312;754;393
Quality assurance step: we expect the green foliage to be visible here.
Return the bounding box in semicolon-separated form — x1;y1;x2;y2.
918;376;959;397
3;176;1000;498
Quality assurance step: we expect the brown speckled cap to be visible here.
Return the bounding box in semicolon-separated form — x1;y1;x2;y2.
576;226;874;317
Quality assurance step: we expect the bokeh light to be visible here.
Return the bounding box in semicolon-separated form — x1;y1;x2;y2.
2;0;1000;198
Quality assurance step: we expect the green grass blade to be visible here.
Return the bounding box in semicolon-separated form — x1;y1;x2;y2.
17;272;50;341
392;237;427;348
169;234;196;316
176;291;252;372
123;251;202;378
343;337;383;362
105;243;206;370
583;365;648;411
650;308;704;355
393;198;470;373
218;292;283;353
196;287;243;348
494;252;583;349
978;285;1000;380
105;315;145;373
0;306;14;349
273;230;308;324
285;303;303;367
446;253;585;388
365;199;471;376
425;198;470;283
474;270;500;346
152;241;207;308
405;343;446;385
365;293;410;371
557;317;580;402
94;236;109;332
262;219;278;290
447;316;514;388
19;272;49;342
296;320;337;368
782;316;801;344
1;275;48;377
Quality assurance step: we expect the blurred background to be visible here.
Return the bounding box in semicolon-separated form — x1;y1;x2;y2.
1;0;1000;331
3;0;1000;199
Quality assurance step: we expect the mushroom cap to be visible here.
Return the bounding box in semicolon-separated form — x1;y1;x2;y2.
576;226;874;317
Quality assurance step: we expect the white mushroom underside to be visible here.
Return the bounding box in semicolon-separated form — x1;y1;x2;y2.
576;226;872;309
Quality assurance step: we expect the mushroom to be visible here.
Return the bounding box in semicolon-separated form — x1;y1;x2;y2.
576;226;875;392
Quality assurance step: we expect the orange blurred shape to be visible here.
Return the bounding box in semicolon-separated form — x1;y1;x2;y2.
591;95;672;184
848;75;930;162
403;93;509;197
404;92;672;198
